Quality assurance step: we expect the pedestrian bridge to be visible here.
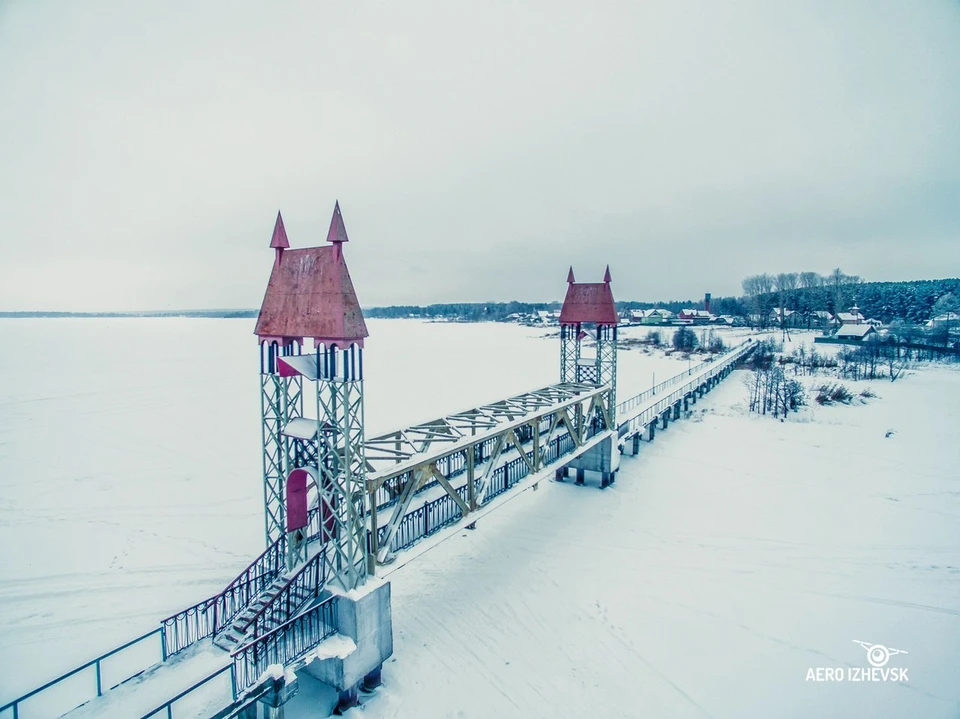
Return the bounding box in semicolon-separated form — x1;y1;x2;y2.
0;340;753;719
1;203;756;718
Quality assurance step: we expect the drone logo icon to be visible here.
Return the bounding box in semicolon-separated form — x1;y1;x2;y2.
852;640;908;668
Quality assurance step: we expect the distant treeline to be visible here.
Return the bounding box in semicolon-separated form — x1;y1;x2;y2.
742;271;960;326
366;297;748;321
365;302;562;322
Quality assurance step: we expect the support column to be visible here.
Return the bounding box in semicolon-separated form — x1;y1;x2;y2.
645;423;655;441
672;401;681;420
631;434;641;455
661;412;669;429
257;676;298;719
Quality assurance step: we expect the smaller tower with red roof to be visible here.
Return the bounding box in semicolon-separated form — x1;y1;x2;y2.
558;265;620;487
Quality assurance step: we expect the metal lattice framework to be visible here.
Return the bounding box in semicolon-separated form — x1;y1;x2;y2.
560;324;581;383
366;382;613;564
260;341;304;545
596;324;617;422
315;362;368;591
560;323;618;428
275;346;369;592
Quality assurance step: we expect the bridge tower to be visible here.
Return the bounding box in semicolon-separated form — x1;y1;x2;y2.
559;265;619;416
254;202;370;591
558;265;620;487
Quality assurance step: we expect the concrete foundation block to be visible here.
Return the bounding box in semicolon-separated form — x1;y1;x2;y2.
304;581;393;696
564;431;621;487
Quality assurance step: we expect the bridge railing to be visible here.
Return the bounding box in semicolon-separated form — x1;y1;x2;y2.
139;664;235;719
241;551;328;641
376;420;600;556
616;355;719;417
0;628;164;719
161;534;287;657
617;341;754;433
232;597;339;695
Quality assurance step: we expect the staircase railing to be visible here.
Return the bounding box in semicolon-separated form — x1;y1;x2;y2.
161;535;286;657
232;596;339;695
237;551;328;642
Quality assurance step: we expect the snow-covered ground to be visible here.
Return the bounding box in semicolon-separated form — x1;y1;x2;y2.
1;319;957;717
345;358;960;718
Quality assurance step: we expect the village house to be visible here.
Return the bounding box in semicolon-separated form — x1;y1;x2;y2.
638;308;674;325
835;323;876;341
677;308;712;324
835;304;865;325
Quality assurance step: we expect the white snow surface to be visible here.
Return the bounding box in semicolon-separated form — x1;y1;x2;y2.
1;319;958;718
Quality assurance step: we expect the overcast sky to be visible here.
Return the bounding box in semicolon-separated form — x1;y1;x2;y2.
1;1;958;310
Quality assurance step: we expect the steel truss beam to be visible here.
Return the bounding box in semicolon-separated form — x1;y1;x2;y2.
368;382;612;563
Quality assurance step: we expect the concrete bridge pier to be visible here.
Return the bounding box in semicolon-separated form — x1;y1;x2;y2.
645;422;656;441
672;401;681;420
629;433;641;455
304;581;394;715
660;410;670;430
564;430;620;488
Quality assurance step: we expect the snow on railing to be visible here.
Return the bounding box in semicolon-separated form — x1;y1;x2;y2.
0;628;164;719
231;597;339;695
161;534;286;657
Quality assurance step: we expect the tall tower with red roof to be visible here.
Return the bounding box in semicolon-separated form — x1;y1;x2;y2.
255;201;370;591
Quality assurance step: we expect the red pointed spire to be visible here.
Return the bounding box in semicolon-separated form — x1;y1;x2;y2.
326;201;350;244
567;266;575;284
270;211;290;249
603;265;612;283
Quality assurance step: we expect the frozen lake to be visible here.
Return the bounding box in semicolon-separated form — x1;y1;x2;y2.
2;318;956;718
0;317;709;702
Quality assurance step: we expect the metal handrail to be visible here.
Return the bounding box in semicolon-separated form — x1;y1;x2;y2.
0;627;163;719
617;342;754;431
139;664;235;719
239;551;328;641
231;596;339;695
161;534;286;656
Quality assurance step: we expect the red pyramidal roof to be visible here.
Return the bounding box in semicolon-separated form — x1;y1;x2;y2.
255;204;368;346
559;266;618;326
